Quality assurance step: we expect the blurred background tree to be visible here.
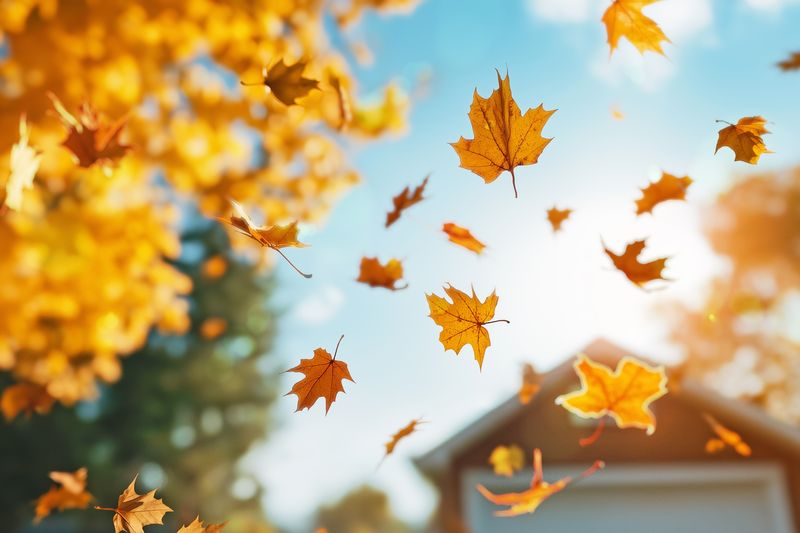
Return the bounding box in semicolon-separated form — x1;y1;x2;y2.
666;166;800;425
314;485;415;533
0;219;278;532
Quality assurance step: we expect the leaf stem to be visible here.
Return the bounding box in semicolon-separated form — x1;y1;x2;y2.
240;80;264;86
272;247;312;278
332;334;345;360
579;418;606;447
484;319;510;325
510;168;518;198
94;506;116;512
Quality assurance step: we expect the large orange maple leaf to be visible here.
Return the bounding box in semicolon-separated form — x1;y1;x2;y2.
95;475;172;533
602;0;670;56
285;336;354;414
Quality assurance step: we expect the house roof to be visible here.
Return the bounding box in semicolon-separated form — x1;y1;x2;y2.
413;337;800;477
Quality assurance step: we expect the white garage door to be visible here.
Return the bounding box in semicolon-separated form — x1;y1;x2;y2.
463;462;794;533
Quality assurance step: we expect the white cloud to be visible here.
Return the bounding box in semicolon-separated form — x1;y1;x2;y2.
648;0;713;42
292;286;344;324
743;0;800;12
526;0;592;23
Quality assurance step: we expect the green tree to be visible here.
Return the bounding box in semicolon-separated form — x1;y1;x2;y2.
0;218;277;532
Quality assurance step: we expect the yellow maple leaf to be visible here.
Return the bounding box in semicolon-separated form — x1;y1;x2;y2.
426;285;508;369
240;59;320;106
715;116;772;164
34;468;93;524
442;222;485;254
451;70;555;198
95;475;172;533
602;0;670;56
556;354;668;436
3;114;41;211
635;171;693;215
489;445;525;477
384;418;424;458
356;257;407;290
177;516;227;532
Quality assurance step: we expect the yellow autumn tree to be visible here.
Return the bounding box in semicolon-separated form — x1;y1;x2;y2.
0;0;411;408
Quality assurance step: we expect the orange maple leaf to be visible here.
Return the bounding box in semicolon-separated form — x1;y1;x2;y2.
384;418;424;458
240;59;320;106
477;449;604;516
603;239;669;289
48;93;130;168
34;468;93;523
95;475;172;533
546;207;572;232
555;354;668;443
602;0;670;56
356;257;408;290
442;223;485;254
703;414;751;457
1;382;55;421
426;285;508;369
177;516;227;532
489;445;525;477
635;171;693;215
451;70;555;198
217;199;311;278
518;363;541;405
285;335;354;414
715;117;772;165
777;51;800;71
385;175;429;227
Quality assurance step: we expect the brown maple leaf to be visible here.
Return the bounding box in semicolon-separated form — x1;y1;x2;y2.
451;70;555;198
384;418;424;458
477;449;604;516
546;207;572;232
34;468;93;523
1;382;55;421
635;171;692;215
356;257;408;290
95;475;172;533
442;222;485;254
603;239;669;289
426;285;508;369
715;117;772;165
777;51;800;71
386;175;429;227
518;363;541;405
48;93;131;168
285;335;354;414
240;59;320;106
602;0;670;56
330;74;353;131
217;199;311;278
177;516;227;532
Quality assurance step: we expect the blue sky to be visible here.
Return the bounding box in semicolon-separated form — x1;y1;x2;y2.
244;0;800;529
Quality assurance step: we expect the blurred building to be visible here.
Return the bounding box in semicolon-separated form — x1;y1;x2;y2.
415;339;800;533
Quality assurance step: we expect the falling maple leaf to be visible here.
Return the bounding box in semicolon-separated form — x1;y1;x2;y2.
546;207;572;233
217;199;311;278
3;114;41;212
385;175;429;227
602;0;670;56
451;70;555;198
240;59;320;106
285;335;354;414
1;382;55;421
518;363;541;405
715;116;772;164
48;92;131;168
555;354;668;445
330;74;353;131
776;51;800;71
384;418;424;458
603;239;669;289
177;516;227;532
34;468;93;523
635;171;693;215
610;106;625;121
477;449;604;517
442;222;485;254
703;414;751;457
426;285;508;369
489;445;525;477
95;474;172;533
356;257;408;290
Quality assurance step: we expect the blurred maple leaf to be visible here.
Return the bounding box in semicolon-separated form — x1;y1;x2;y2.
0;382;55;421
777;51;800;71
356;257;407;290
477;449;604;516
285;336;354;414
546;207;572;232
240;59;320;106
715;116;772;164
384;418;424;458
518;363;541;405
177;516;227;532
385;175;429;227
602;0;669;56
603;239;669;289
489;445;525;477
442;222;485;254
451;70;555;198
426;285;508;369
635;171;692;215
556;354;668;444
703;414;752;457
34;468;93;523
95;475;172;533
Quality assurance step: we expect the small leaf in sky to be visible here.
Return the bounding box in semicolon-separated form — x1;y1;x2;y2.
384;418;424;458
776;51;800;71
442;222;485;254
602;0;670;56
546;207;572;233
635;171;692;215
285;335;354;414
715;116;772;165
603;238;669;289
356;257;408;290
518;363;541;405
386;175;429;227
